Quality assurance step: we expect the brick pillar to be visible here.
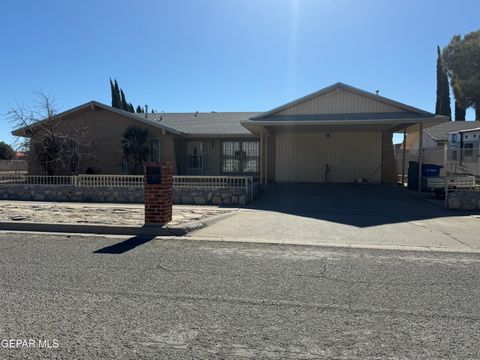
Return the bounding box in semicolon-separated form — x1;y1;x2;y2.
144;162;173;226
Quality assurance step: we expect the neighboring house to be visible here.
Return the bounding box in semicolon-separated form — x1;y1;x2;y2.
12;82;447;184
398;121;480;175
405;121;480;152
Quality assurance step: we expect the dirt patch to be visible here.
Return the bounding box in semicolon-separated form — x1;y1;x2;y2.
0;202;235;226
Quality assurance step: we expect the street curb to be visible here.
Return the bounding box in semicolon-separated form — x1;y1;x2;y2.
0;210;239;237
0;221;191;237
165;235;480;254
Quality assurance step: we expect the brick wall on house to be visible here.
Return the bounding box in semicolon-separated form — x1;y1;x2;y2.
27;106;178;175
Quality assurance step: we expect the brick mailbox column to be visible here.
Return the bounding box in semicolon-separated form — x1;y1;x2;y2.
144;162;173;226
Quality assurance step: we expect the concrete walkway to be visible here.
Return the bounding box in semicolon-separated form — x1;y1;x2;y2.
189;184;480;253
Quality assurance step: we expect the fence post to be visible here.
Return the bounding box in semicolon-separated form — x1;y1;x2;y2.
444;176;449;209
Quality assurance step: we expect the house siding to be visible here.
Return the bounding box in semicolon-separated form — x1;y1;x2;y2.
277;88;404;115
274;132;382;183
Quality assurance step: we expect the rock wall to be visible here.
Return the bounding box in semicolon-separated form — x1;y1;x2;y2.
0;185;253;205
447;191;480;210
0;185;144;203
174;188;247;206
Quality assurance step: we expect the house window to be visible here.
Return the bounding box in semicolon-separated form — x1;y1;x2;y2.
222;140;259;174
464;142;474;157
149;139;160;162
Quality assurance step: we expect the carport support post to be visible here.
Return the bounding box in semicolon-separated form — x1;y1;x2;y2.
443;142;448;176
401;129;406;186
264;130;268;187
260;131;264;187
417;123;423;192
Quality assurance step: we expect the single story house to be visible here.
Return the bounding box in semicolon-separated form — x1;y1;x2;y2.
13;82;447;185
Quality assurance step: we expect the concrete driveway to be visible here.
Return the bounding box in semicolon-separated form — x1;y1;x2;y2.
190;184;480;252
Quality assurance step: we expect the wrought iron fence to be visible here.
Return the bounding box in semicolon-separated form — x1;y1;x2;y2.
0;174;256;200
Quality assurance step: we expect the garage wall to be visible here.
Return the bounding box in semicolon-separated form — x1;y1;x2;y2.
275;132;382;183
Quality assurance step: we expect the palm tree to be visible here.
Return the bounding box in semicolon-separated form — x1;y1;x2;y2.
121;126;150;174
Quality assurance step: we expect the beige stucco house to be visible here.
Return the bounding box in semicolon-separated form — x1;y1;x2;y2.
13;82;448;185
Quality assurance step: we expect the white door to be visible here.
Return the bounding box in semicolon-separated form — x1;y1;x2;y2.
275;132;382;183
187;141;204;175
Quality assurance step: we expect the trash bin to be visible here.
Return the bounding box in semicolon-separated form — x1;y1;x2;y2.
422;164;442;177
407;162;443;191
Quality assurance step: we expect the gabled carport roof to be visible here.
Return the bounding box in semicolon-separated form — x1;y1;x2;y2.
251;82;435;119
12;100;183;137
242;82;449;134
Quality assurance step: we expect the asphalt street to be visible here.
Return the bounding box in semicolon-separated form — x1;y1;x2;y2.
1;232;480;359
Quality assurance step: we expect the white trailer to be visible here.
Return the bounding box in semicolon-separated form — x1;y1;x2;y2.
427;175;476;199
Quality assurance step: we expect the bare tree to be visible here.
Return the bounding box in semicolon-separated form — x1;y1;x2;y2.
8;91;94;175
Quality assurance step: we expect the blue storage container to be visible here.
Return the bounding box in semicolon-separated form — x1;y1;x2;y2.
407;162;442;190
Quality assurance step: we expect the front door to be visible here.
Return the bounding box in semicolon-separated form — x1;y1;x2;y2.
187;141;204;175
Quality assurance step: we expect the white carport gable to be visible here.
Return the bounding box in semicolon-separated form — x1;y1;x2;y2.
242;82;449;185
269;86;405;115
251;82;435;119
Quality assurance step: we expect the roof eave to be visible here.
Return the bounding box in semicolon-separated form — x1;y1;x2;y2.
241;116;448;133
11;100;182;137
243;116;447;127
181;133;256;138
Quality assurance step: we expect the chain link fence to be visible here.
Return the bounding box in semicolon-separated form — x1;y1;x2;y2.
395;146;480;209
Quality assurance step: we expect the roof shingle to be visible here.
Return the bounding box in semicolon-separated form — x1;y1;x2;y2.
137;112;260;136
425;121;480;142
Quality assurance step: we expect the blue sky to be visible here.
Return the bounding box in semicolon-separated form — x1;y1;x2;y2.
1;0;478;145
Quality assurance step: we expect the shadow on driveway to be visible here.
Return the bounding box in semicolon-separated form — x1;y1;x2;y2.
247;183;476;228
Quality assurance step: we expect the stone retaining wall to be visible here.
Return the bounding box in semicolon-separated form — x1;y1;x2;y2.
0;185;144;203
0;185;252;205
173;188;247;205
447;191;480;210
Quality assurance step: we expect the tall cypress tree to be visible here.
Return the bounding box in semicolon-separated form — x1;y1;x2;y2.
111;78;121;109
113;80;121;109
435;46;452;118
120;90;128;111
109;78;150;114
455;101;466;121
110;78;116;108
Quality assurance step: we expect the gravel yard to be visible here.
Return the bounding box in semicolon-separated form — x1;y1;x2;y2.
0;201;235;226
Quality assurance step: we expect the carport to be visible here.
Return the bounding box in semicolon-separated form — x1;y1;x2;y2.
242;83;448;188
